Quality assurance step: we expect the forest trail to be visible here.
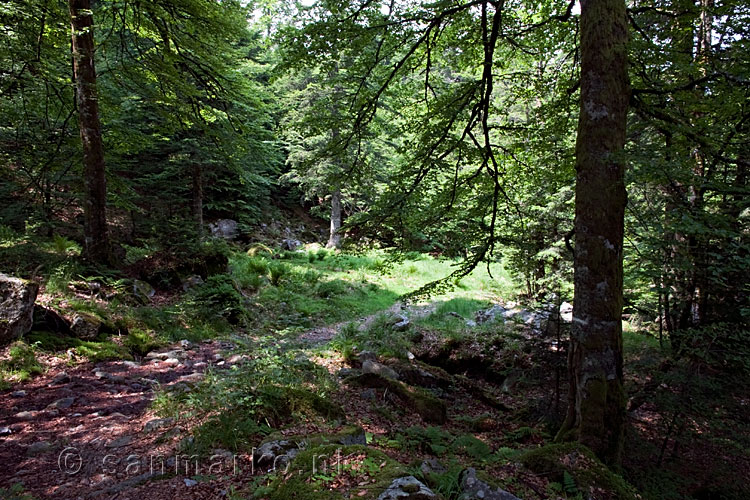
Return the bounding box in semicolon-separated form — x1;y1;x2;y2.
0;300;446;498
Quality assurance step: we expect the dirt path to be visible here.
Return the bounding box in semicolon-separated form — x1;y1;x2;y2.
0;339;248;499
0;301;444;499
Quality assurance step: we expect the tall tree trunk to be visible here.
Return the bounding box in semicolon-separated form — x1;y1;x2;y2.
326;189;342;249
69;0;109;262
192;163;204;236
556;0;630;465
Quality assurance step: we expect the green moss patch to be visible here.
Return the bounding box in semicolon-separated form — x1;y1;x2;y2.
260;444;405;500
520;443;639;500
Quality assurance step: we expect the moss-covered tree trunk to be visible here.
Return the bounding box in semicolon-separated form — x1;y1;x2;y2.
556;0;630;465
69;0;109;262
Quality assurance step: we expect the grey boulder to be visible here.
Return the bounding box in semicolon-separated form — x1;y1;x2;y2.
0;273;39;345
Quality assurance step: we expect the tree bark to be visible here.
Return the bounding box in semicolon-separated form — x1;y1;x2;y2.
69;0;109;262
326;189;342;249
556;0;630;465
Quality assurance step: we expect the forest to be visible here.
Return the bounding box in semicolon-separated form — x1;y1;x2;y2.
0;0;748;499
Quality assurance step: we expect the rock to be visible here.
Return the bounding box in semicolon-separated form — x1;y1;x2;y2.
181;275;204;292
47;397;75;409
419;459;447;485
95;371;126;383
50;371;71;385
465;320;477;328
106;435;134;448
361;388;377;401
26;441;54;456
475;305;507;324
14;411;37;420
179;372;204;385
280;238;302;251
338;426;367;446
253;440;301;469
560;301;573;322
121;360;141;369
363;360;400;381
391;315;411;331
184;478;198;487
143;418;174;433
458;468;521;500
0;426;12;436
164;358;180;366
132;280;156;304
209;219;239;240
337;368;359;378
32;305;70;334
70;314;102;340
11;390;26;398
0;273;39;344
358;351;377;362
348;373;447;424
178;339;193;349
377;476;438;499
146;350;184;361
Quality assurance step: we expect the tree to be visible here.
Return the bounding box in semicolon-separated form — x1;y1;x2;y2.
69;0;109;262
555;0;630;464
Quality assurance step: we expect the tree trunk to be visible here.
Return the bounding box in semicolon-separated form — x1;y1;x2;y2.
556;0;630;465
192;163;204;236
69;0;109;263
326;189;342;249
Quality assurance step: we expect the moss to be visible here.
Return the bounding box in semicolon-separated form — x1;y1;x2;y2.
261;444;405;500
26;330;131;361
520;443;639;500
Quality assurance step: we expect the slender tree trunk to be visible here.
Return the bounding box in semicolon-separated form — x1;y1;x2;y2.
192;163;204;236
556;0;630;465
69;0;109;262
326;189;342;249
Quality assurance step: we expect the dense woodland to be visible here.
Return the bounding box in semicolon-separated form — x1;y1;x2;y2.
0;1;748;499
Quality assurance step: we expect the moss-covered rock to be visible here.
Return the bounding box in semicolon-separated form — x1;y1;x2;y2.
346;373;447;424
260;444;406;500
520;443;639;500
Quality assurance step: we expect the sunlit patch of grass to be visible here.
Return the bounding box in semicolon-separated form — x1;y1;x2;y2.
0;341;44;388
26;331;131;362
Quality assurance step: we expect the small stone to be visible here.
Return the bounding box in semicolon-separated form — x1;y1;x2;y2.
178;339;192;349
458;468;521;500
11;390;26;398
361;389;376;401
0;427;12;436
47;397;75;409
143;417;174;433
184;478;198;487
50;371;71;385
337;368;358;378
362;360;399;381
14;411;36;420
106;435;134;448
121;360;141;369
377;476;438;499
95;371;126;383
164;358;180;366
358;351;377;363
26;441;54;456
465;320;477;328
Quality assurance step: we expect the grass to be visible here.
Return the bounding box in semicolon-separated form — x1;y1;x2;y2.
0;341;44;389
226;248;516;336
